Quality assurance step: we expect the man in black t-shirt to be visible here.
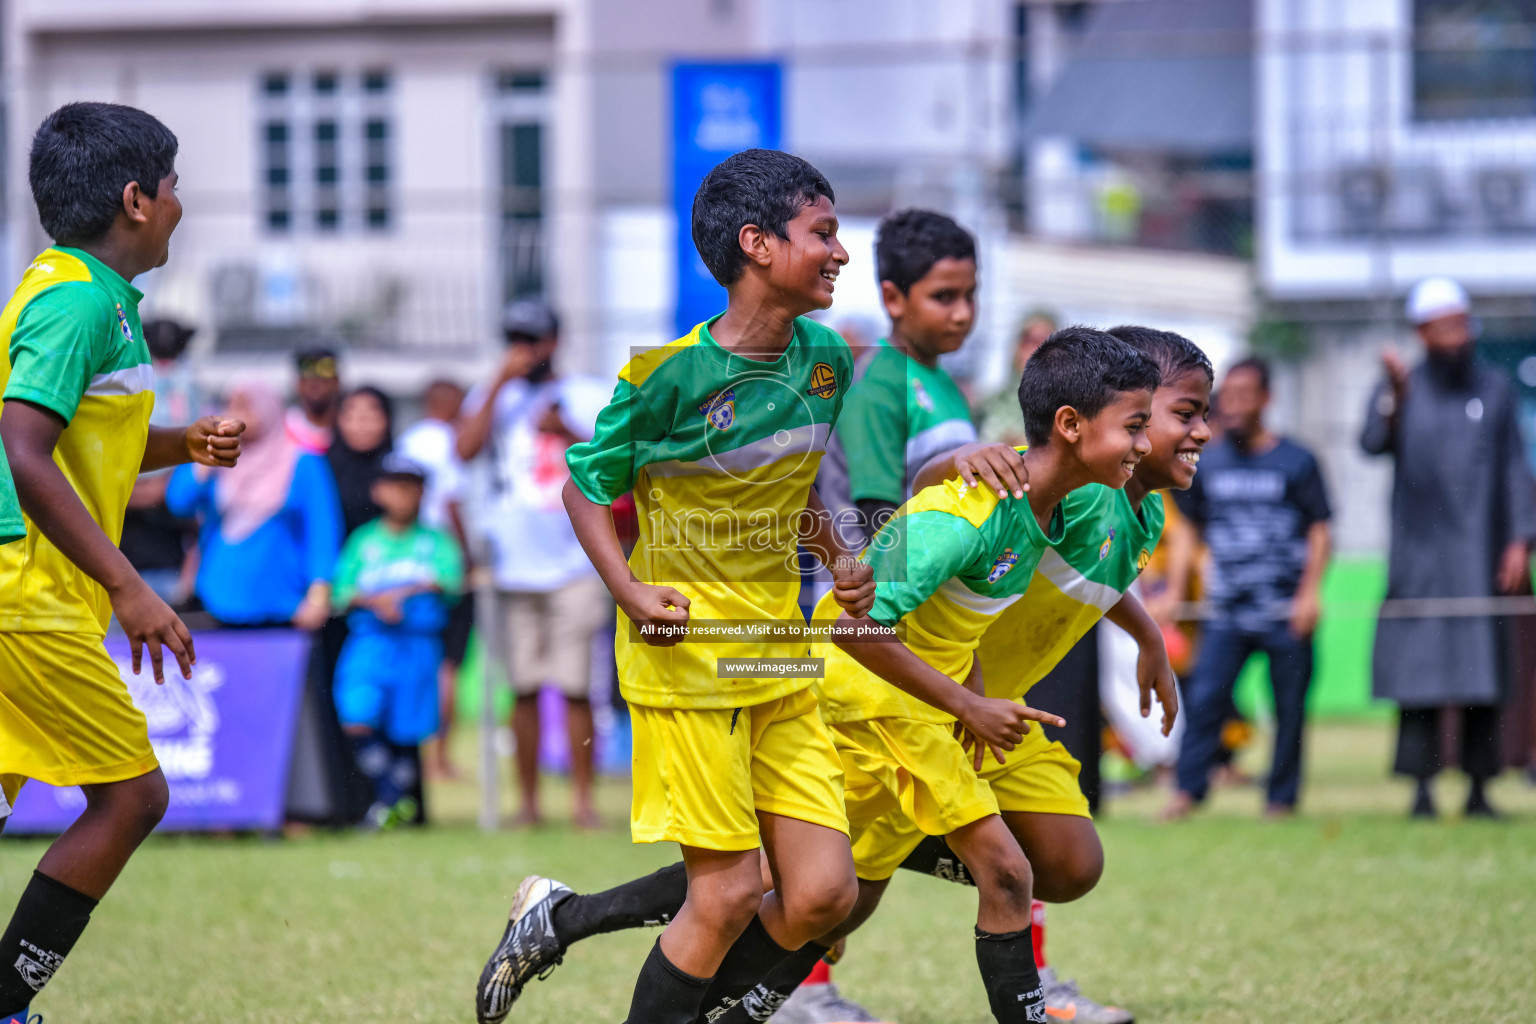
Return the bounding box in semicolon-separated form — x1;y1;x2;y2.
1166;357;1332;818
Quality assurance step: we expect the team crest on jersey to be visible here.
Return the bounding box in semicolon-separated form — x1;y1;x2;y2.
912;378;933;411
115;303;135;346
1137;548;1152;572
807;362;839;399
1098;528;1116;560
697;388;736;430
987;548;1019;583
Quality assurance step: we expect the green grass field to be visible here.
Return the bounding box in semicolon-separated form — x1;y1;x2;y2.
3;720;1534;1024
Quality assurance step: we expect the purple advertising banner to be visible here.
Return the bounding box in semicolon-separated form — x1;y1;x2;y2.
5;630;308;834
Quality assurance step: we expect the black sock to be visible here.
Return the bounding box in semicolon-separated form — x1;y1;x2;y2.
350;732;403;807
709;941;829;1024
0;871;99;1016
551;862;689;945
694;917;794;1023
974;926;1045;1024
624;938;711;1024
898;835;976;886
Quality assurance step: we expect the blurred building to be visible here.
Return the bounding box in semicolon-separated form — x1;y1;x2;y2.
4;0;1531;555
0;0;1253;395
1257;0;1536;552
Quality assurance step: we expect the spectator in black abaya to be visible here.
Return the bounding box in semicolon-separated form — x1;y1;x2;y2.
328;386;394;536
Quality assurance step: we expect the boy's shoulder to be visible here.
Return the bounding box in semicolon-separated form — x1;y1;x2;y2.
7;250;118;324
618;324;712;390
900;476;1005;533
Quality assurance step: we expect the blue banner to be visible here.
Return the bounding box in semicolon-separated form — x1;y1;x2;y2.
672;61;782;337
4;630;308;834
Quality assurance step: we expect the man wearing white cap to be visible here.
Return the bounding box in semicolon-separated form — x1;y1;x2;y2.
1361;277;1536;818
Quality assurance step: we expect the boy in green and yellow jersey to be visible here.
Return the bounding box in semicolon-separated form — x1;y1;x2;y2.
476;148;984;1024
815;325;1211;1024
0;103;245;1023
757;328;1161;1024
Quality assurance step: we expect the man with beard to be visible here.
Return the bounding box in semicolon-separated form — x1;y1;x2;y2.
1362;277;1536;819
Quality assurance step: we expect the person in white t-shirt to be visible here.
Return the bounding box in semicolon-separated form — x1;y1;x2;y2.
396;378;470;778
457;301;609;828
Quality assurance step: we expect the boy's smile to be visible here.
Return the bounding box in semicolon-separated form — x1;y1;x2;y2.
1080;389;1154;488
1136;370;1213;492
772;194;847;311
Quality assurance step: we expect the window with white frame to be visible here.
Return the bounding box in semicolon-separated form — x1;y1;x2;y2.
259;69;394;233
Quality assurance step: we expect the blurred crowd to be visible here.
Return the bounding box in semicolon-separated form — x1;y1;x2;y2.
125;280;1536;830
122;299;619;829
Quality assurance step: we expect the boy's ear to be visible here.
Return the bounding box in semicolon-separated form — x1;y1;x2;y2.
879;280;907;321
1052;404;1083;445
121;181;149;225
738;222;774;270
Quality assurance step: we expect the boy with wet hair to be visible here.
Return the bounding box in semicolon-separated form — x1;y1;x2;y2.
0;102;244;1023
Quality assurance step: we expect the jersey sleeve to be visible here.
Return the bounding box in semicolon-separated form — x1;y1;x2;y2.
840;367;906;505
565;376;666;505
3;285;112;423
431;528;465;593
331;531;365;608
0;434;24;545
864;509;989;626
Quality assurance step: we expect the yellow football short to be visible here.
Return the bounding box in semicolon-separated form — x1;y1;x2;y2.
834;716;1000;881
629;686;849;851
847;720;1090;880
0;631;159;814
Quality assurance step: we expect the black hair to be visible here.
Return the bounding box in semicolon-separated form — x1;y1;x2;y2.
875;209;976;294
143;319;195;362
1016;326;1162;447
1226;355;1271;392
691;149;834;286
1107;325;1213;386
29;102;179;244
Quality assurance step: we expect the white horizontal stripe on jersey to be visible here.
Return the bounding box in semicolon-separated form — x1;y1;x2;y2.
83;363;154;398
935;576;1024;617
645;422;831;478
1034;548;1123;613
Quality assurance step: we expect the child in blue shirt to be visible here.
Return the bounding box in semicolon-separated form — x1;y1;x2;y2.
332;453;464;827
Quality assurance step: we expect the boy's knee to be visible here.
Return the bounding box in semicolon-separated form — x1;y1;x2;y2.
111;772;168;837
1033;847;1103;904
787;873;858;935
694;873;765;933
978;849;1034;907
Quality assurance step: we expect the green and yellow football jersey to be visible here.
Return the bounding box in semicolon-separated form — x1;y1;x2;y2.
811;475;1065;725
977;484;1164;702
0;247;153;634
566;314;852;710
825;340;977;507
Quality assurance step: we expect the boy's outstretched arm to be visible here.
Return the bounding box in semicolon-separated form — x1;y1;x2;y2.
1105;590;1178;736
911;442;1029;499
1;399;193;682
562;477;689;647
834;615;1063;764
800;486;875;616
140;417;245;473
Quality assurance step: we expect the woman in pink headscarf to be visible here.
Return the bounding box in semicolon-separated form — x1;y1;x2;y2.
167;382;341;628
